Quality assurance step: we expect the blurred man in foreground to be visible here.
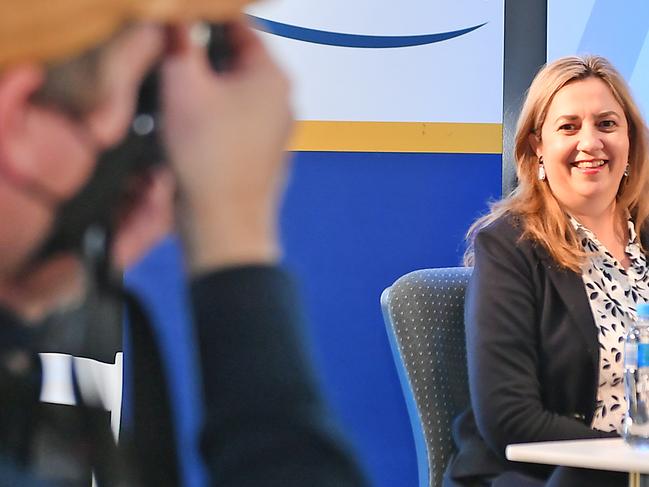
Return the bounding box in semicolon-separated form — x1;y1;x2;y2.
0;1;367;485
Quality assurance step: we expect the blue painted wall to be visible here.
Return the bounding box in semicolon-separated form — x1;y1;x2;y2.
548;0;649;118
125;150;501;487
281;151;501;486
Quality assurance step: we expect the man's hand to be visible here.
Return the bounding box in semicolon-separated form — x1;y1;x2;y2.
161;18;294;274
112;166;175;270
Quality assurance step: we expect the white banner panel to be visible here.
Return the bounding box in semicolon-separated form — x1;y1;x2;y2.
248;0;504;124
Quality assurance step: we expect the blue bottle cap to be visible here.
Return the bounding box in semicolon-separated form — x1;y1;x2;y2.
638;302;649;319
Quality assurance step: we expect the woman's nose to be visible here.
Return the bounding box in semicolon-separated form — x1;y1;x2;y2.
576;125;604;153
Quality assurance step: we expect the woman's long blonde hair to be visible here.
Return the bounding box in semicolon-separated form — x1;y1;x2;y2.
464;55;649;272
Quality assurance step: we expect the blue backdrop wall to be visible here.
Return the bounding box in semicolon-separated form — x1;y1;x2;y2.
124;2;505;486
281;151;502;486
125;150;502;487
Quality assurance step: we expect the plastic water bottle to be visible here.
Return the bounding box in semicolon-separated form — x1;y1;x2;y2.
623;302;649;448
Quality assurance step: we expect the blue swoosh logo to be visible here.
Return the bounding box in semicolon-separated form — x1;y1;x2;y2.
248;15;486;48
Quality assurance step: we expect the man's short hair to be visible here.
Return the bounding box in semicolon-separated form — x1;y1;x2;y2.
31;43;106;119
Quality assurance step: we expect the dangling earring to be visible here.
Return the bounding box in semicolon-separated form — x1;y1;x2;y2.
624;164;630;178
538;157;546;181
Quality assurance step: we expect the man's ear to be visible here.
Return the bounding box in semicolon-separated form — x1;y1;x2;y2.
0;65;47;186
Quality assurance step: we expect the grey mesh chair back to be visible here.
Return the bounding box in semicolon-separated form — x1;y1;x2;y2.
381;267;472;487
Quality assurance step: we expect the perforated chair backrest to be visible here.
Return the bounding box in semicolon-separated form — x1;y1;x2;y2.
381;267;472;487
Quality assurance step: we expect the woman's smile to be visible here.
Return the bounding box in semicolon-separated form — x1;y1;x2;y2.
570;158;608;175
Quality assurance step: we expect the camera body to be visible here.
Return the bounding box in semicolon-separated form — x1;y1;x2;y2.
33;24;233;284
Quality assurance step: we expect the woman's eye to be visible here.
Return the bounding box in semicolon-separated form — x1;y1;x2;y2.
559;123;576;131
600;120;617;128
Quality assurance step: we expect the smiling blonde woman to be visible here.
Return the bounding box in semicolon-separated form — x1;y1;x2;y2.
445;55;649;487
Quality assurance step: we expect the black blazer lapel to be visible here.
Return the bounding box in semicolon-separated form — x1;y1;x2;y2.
533;245;599;371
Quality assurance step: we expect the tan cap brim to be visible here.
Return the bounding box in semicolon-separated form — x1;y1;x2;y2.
0;0;252;68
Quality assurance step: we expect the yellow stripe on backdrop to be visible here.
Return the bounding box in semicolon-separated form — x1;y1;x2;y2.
289;121;502;154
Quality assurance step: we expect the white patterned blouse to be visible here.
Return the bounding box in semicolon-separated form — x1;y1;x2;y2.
571;217;649;432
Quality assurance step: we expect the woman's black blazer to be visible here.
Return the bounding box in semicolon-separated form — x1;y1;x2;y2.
444;215;649;485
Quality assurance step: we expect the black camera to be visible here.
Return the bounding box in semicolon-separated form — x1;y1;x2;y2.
32;23;233;285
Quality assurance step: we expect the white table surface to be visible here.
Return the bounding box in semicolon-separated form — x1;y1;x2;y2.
506;438;649;474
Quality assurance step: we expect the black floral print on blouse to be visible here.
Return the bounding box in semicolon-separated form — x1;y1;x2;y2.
571;217;649;432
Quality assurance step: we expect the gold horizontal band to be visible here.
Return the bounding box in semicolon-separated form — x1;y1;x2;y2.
289;121;502;154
